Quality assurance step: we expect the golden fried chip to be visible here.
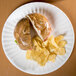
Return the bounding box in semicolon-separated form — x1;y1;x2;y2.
26;35;67;66
39;54;48;66
55;35;64;44
50;48;56;53
37;41;42;47
26;50;32;59
32;39;38;47
55;48;66;55
31;49;49;66
49;35;58;48
35;36;43;43
42;40;48;47
58;40;67;47
35;45;42;51
49;53;56;62
42;48;49;56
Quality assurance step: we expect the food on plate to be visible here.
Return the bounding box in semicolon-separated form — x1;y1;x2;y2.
55;35;64;44
14;13;51;50
14;13;67;66
26;35;67;66
58;40;67;48
27;13;51;41
48;53;56;62
14;18;32;50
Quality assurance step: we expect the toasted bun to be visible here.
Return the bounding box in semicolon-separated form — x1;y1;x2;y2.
27;13;51;41
14;18;32;50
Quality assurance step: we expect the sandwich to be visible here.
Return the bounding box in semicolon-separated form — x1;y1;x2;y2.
14;13;52;50
27;13;51;41
14;18;32;50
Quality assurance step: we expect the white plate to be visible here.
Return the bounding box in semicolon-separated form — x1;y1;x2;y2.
2;2;75;75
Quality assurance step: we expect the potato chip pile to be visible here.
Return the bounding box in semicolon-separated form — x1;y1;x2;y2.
26;35;67;66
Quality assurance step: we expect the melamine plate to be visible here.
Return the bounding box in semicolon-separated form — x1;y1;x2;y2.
2;2;75;75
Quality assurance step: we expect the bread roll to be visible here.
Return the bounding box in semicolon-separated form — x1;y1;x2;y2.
14;18;32;50
27;13;51;41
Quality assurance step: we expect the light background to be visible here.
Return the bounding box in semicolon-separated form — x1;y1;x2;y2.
0;0;76;76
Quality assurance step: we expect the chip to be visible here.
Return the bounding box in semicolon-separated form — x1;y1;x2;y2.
35;36;43;43
32;39;38;47
26;50;32;59
26;35;67;66
38;53;48;66
55;35;64;44
48;35;58;48
54;48;66;55
42;48;49;56
37;41;42;47
58;40;67;47
42;40;48;47
49;53;56;62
